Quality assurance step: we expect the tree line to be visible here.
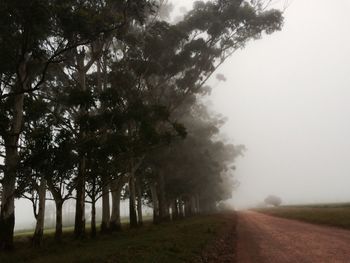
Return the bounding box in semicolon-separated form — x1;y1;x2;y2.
0;0;283;250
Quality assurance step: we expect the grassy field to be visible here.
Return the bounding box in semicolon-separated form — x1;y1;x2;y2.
255;203;350;229
1;214;235;263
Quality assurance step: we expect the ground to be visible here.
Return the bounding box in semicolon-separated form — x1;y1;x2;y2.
237;211;350;263
6;207;350;262
0;213;237;263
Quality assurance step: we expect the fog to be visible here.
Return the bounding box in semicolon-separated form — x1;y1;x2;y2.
209;0;350;208
170;0;350;208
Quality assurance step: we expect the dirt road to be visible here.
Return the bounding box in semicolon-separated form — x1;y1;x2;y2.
237;211;350;263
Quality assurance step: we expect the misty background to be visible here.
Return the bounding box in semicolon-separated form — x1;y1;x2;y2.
173;0;350;208
14;0;350;228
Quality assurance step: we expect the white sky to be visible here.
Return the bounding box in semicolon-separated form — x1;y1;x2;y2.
172;0;350;208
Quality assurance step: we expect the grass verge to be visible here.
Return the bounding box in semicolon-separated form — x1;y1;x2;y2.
1;213;236;263
255;203;350;230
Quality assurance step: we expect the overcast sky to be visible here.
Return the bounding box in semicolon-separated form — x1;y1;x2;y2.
172;0;350;208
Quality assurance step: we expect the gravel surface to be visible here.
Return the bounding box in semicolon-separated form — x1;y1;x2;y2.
237;211;350;263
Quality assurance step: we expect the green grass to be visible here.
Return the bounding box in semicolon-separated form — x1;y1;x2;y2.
255;203;350;229
1;214;234;263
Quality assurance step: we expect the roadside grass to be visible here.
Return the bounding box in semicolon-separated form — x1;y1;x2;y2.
1;214;235;263
255;203;350;229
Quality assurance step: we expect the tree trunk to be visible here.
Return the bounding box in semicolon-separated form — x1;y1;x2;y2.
74;49;88;239
157;171;169;222
91;198;96;238
136;178;143;226
110;178;125;231
191;196;197;215
32;177;46;247
178;198;184;219
101;178;110;233
47;178;65;242
195;195;201;215
54;200;63;242
129;172;138;228
184;198;191;217
0;89;24;250
171;199;179;220
74;157;86;239
150;183;159;224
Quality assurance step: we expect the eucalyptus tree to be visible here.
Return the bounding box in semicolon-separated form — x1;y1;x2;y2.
0;0;59;249
149;100;244;217
46;129;77;241
0;0;284;248
0;0;157;248
111;0;282;222
15;94;55;247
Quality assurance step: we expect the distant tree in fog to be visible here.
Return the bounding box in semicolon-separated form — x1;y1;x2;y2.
264;195;282;207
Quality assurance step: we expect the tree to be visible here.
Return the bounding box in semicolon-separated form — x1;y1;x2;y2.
264;195;282;207
0;0;283;249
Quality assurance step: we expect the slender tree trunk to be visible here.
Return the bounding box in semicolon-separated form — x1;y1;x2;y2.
136;179;143;226
129;172;138;228
54;200;63;242
110;178;124;231
101;178;110;233
91;198;96;238
184;197;191;217
196;195;200;215
171;199;179;220
74;50;88;239
157;170;169;222
164;202;170;220
191;196;197;215
0;151;17;251
47;179;64;242
74;157;86;239
32;177;46;247
0;89;24;250
150;183;159;224
178;198;184;219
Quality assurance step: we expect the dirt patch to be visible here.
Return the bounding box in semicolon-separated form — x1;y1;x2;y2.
237;211;350;263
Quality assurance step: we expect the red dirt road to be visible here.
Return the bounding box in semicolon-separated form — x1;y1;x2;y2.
237;211;350;263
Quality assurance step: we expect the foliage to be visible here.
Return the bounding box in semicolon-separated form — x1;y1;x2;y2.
0;0;283;250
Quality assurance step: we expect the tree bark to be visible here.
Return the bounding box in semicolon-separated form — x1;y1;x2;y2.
0;88;24;250
90;197;96;238
129;172;138;228
74;49;88;239
191;196;197;215
110;178;125;231
157;170;169;222
47;178;65;242
195;195;201;215
150;183;159;224
136;178;143;226
54;200;63;241
32;177;46;247
184;197;191;217
171;199;179;220
178;198;184;219
74;156;86;239
101;179;110;233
